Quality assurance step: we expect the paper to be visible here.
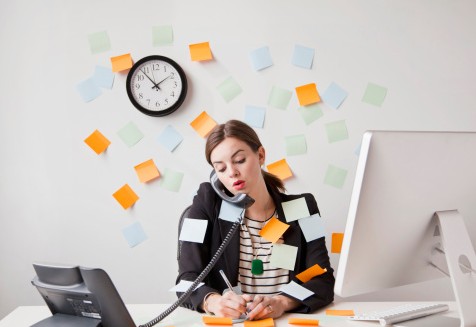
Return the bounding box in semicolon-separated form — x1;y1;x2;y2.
190;111;217;138
122;222;147;248
179;218;208;243
298;103;323;125
219;200;244;222
249;46;273;71
189;42;213;61
295;83;320;106
259;217;289;243
244;105;266;128
110;53;133;72
203;316;233;325
270;243;298;270
296;264;327;283
292;44;314;69
169;280;204;292
88;31;111;54
362;82;387;107
113;184;139;209
322;82;348;109
288;317;319;325
331;233;344;253
266;159;293;180
279;281;314;301
217;76;242;103
282;197;310;222
93;65;115;89
326;309;355;316
152;25;173;46
268;86;292;110
117;121;144;147
244;317;274;327
325;120;348;143
84;129;110;155
285;134;307;156
134;159;160;183
298;214;326;242
157;125;183;152
324;165;347;189
160;168;184;192
76;78;102;102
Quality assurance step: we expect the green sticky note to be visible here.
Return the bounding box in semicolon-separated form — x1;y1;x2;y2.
298;103;324;125
325;120;348;143
270;243;298;270
362;82;387;107
282;197;310;222
217;76;242;103
88;31;111;54
161;168;184;192
117;121;144;147
152;25;173;46
268;86;292;110
285;134;307;156
324;165;347;189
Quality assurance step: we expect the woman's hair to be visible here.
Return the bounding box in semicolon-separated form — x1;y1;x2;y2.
205;119;285;193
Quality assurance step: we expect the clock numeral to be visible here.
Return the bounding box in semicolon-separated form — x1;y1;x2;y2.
155;101;161;107
164;66;167;73
137;75;144;81
138;93;143;99
170;91;175;97
135;83;141;89
152;64;160;71
170;72;175;79
164;99;169;105
174;81;178;88
142;67;150;74
146;99;151;107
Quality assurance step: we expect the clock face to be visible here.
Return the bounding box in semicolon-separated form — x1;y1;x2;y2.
126;55;187;117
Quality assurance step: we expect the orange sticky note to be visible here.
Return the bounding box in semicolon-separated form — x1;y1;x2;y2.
295;83;320;106
112;184;139;209
331;232;344;253
259;217;289;243
84;129;111;155
288;317;319;325
190;111;217;138
134;159;160;183
267;159;293;180
296;264;327;283
325;309;355;316
110;53;133;72
244;318;274;327
189;42;213;61
202;316;233;325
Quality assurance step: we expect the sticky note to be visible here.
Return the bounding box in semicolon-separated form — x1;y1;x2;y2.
298;214;326;242
84;129;111;155
249;46;273;71
113;184;139;209
122;222;147;248
110;53;133;72
295;83;320;106
76;78;102;102
160;168;184;192
285;134;307;156
292;44;314;69
322;82;348;109
93;65;115;89
203;316;233;325
169;280;204;292
217;77;242;102
326;309;354;316
157;125;183;152
134;159;160;183
331;233;344;253
259;217;290;243
270;243;298;271
117;121;144;147
362;82;387;107
288;318;319;325
279;281;313;301
268;86;292;110
219;201;244;223
298;103;323;125
324;165;347;189
266;159;293;180
88;31;111;54
244;317;274;327
282;198;310;222
244;105;266;128
190;111;217;138
179;218;208;243
296;264;327;283
325;120;348;143
152;25;173;46
189;42;213;61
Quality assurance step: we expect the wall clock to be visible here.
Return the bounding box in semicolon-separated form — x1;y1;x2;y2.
126;55;188;117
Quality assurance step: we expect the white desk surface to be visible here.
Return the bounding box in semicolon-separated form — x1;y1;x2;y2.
0;301;458;327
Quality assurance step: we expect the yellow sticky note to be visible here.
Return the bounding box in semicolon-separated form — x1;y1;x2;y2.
189;42;213;61
110;53;133;72
331;232;344;254
295;83;320;106
113;184;139;209
296;264;327;283
288;317;319;325
267;159;293;180
244;317;275;327
134;159;160;183
259;217;290;243
84;129;111;155
202;316;233;325
190;111;217;138
325;309;355;316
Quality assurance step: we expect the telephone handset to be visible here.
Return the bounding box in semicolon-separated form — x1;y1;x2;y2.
210;170;255;209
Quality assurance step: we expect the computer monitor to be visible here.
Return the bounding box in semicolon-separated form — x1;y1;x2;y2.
334;131;476;326
31;263;136;327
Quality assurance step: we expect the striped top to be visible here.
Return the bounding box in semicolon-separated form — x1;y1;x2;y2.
238;214;290;295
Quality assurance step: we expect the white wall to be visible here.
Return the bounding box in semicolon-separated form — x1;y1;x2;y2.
1;0;476;320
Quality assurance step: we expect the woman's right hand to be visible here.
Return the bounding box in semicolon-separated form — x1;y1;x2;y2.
205;292;250;318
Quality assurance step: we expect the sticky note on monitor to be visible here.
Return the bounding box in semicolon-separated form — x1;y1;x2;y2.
110;53;133;72
113;184;139;209
134;159;160;183
152;25;173;46
249;46;273;71
122;222;147;248
189;41;213;61
268;86;292;110
298;213;326;242
259;217;289;243
190;111;217;138
270;243;298;270
88;31;111;54
84;129;111;155
295;83;320;106
331;232;344;253
217;76;242;103
267;158;293;180
279;281;314;301
179;218;208;243
282;197;310;222
296;264;327;283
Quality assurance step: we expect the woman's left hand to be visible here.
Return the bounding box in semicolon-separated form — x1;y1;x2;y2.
246;294;293;320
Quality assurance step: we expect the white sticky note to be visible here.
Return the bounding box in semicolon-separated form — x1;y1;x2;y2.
298;214;326;242
219;200;244;222
279;281;314;301
169;280;204;292
282;198;310;222
179;218;208;243
270;243;298;271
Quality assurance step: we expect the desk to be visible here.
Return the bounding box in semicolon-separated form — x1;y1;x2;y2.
0;302;458;327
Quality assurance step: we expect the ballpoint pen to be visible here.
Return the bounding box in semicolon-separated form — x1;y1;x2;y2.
219;269;235;293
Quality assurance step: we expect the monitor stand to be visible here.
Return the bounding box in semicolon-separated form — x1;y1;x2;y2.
31;313;101;327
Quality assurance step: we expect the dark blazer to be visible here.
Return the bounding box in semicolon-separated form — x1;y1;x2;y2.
177;182;335;313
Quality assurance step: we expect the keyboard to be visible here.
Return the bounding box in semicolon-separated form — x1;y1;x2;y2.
349;303;449;326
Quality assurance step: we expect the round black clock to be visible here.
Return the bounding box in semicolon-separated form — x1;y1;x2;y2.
126;55;188;117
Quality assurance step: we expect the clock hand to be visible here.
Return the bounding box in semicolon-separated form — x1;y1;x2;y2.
140;69;160;90
151;74;172;90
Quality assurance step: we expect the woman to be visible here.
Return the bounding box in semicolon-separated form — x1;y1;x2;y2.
177;120;334;320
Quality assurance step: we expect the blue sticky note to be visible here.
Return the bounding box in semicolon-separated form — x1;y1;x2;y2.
249;46;273;71
76;78;102;102
93;65;115;89
244;105;266;128
219;200;244;223
122;222;148;248
322;82;348;109
292;44;314;69
157;125;183;152
298;214;326;242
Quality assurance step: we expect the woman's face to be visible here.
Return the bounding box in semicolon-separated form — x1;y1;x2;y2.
210;137;265;196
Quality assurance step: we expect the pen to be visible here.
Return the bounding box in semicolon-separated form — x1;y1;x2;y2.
219;269;235;293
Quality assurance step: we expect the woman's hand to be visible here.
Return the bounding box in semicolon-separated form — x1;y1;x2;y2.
246;294;299;320
205;292;250;319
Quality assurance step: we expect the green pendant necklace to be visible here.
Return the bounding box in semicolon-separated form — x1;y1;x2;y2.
248;208;276;276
